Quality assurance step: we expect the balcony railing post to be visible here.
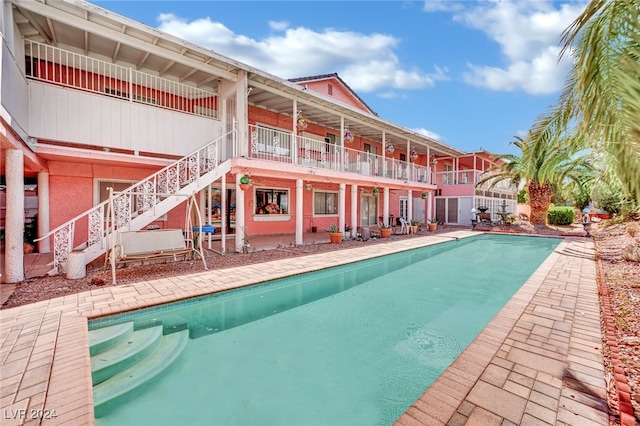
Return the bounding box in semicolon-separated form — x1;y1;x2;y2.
129;67;133;103
292;132;298;165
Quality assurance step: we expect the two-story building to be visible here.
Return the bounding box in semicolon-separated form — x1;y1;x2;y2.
0;0;516;283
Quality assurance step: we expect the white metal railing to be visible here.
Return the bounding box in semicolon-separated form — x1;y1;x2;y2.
25;40;219;119
36;129;235;269
475;171;517;191
433;170;515;191
248;124;432;183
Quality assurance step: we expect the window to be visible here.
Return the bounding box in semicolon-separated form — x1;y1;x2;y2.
314;191;338;215
363;143;378;155
328;84;333;95
255;188;289;215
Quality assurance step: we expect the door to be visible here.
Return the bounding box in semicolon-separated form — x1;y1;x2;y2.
399;197;408;220
412;198;425;223
458;197;474;225
360;195;378;226
447;198;458;224
435;198;446;223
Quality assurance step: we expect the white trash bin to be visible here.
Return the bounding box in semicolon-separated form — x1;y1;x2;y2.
66;251;86;279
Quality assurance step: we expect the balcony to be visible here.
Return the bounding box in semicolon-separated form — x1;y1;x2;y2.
248;125;432;184
25;40;219;120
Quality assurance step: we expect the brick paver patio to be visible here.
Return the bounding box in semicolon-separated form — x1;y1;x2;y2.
0;232;608;425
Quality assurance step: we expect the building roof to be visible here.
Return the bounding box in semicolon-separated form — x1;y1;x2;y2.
289;73;378;116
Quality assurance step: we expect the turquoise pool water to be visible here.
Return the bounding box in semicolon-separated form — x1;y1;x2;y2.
92;234;560;426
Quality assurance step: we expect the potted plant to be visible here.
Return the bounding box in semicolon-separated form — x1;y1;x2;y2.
344;224;353;239
379;222;392;238
410;220;421;234
23;215;38;254
325;224;342;244
421;192;427;199
427;218;439;232
239;175;251;191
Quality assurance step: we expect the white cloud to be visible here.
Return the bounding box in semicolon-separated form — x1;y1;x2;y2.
377;91;409;100
423;1;464;13
156;13;445;93
269;21;288;31
414;127;442;141
437;1;586;94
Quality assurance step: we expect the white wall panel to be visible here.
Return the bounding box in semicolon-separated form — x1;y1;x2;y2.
28;82;220;155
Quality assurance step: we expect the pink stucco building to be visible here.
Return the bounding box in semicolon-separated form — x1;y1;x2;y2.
0;0;516;283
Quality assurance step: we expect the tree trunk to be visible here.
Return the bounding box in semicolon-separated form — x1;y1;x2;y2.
528;182;553;225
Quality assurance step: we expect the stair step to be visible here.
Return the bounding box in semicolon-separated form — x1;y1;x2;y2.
89;322;134;356
93;329;189;414
91;325;163;385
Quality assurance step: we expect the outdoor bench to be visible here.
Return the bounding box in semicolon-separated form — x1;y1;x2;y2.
107;229;196;268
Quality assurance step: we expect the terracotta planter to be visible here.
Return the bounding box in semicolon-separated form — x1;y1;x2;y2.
329;232;342;244
380;228;392;238
411;225;418;234
239;183;251;191
428;223;437;232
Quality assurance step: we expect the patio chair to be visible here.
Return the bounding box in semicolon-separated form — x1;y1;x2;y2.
398;218;410;234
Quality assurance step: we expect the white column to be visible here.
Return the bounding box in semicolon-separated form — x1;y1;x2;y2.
407;190;413;222
350;184;358;238
295;179;303;245
5;150;25;283
37;171;50;254
383;187;389;225
339;183;346;232
427;191;433;221
198;189;206;223
236;70;249;157
235;174;246;252
221;175;227;254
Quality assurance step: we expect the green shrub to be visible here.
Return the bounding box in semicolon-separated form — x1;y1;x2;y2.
547;206;574;225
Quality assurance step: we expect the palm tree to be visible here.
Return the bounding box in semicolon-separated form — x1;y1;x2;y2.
478;134;593;225
531;0;640;205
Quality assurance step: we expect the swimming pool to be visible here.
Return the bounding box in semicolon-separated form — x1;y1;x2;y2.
91;234;561;425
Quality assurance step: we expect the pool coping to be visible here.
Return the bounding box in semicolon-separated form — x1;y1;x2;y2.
0;232;608;425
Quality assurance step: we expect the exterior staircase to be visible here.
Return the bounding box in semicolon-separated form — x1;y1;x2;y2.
89;321;189;417
37;129;235;274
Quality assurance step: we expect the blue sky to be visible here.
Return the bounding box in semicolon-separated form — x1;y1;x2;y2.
93;1;587;155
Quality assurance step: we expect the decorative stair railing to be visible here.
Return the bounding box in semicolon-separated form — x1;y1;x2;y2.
36;128;236;273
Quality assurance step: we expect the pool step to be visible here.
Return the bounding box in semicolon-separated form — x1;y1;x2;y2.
89;322;134;356
93;329;189;415
91;325;164;385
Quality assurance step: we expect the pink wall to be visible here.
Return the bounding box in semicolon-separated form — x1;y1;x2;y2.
302;78;370;113
47;160;185;246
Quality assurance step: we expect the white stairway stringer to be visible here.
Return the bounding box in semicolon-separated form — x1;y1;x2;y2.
83;159;232;267
36;129;237;275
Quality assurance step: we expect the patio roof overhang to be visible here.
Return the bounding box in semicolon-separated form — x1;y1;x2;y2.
10;0;244;91
247;76;464;159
